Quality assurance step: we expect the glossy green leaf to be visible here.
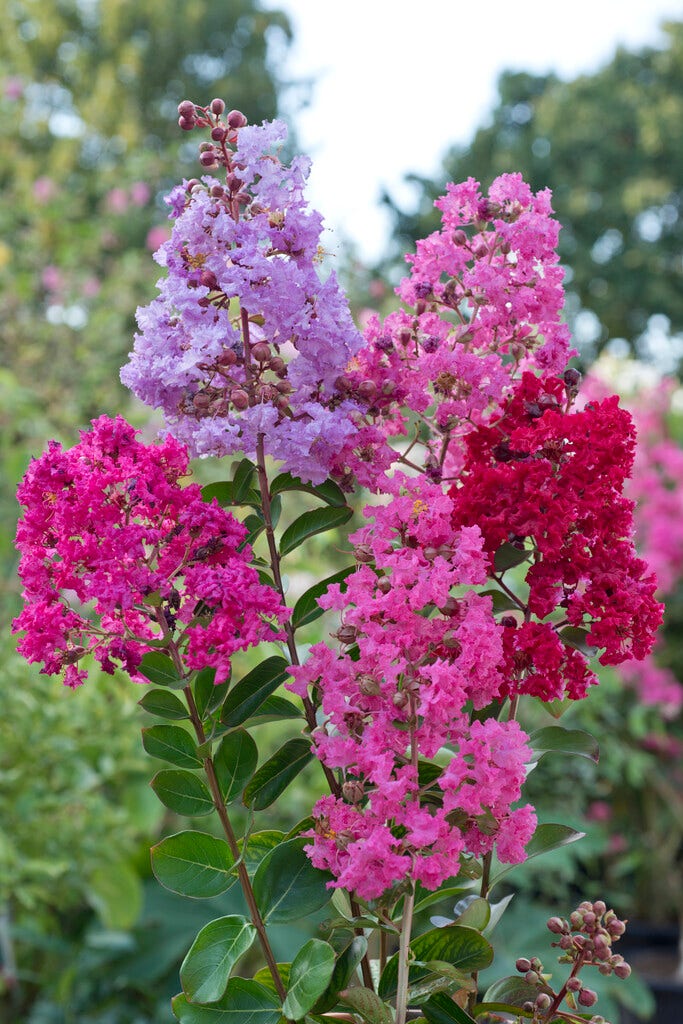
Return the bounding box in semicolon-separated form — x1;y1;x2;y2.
253;836;332;923
172;979;281;1023
479;588;520;613
529;726;599;764
180;915;256;1004
339;986;393;1023
483;893;514;937
482;974;551;1007
279;505;353;557
270;471;347;507
142;725;201;769
559;625;598;656
214;729;258;803
252;963;291;995
238;830;285;878
282;938;336;1019
139;688;189;720
292;566;356;628
379;926;493;999
243;737;312;810
454;897;490;931
493;542;530;573
328;936;368;995
489;823;586;887
150;770;213;817
244;694;300;723
414;886;470;916
151;831;236;898
422;992;476;1023
220;656;289;727
194;666;230;720
138;651;186;688
201;480;261;509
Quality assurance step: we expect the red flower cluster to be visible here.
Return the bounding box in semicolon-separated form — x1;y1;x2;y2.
450;372;662;700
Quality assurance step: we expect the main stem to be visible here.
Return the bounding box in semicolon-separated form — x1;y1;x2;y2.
183;685;288;1004
241;309;374;992
395;885;415;1024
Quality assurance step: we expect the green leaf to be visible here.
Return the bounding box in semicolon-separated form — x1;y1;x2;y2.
150;770;214;817
252;963;291;995
232;458;257;499
454;897;490;931
238;831;285;877
379;926;493;1000
482;974;551;1007
422;992;476;1023
279;505;353;557
328;936;368;996
292;566;356;628
151;831;236;898
138;651;186;688
253;837;332;923
243;737;313;810
202;481;261;509
559;625;598;656
244;694;301;724
493;542;530;573
142;725;201;769
220;657;290;728
529;726;599;764
489;823;586;887
194;666;230;720
480;588;520;613
180;915;257;1004
339;986;393;1023
414;887;470;916
139;688;189;720
172;979;281;1023
270;471;347;507
282;939;336;1019
214;729;258;803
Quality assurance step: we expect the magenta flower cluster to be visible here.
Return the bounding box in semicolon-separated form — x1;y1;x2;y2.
13;415;286;687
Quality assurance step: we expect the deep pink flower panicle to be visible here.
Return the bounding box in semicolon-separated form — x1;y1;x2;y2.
13;416;287;686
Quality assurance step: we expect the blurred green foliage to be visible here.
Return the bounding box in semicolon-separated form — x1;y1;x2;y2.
0;0;294;610
383;21;683;368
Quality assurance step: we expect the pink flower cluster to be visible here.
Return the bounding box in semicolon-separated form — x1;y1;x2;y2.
289;478;536;899
13;416;286;687
330;174;575;490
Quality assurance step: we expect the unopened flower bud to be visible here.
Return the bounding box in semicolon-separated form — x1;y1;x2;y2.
377;577;391;595
199;149;218;167
566;977;582;992
515;958;531;973
342;780;365;804
178;116;195;131
535;993;551;1010
547;916;565;934
217;349;237;367
335;624;358;645
227;109;248;128
210;125;227;142
251;342;271;363
564;368;582;389
178;100;196;118
452;229;468;246
358;379;377;401
354;544;374;564
358;674;381;696
578;988;598;1008
608;919;626;937
614;962;631;979
269;356;286;374
229;388;249;410
593;900;606;917
210;97;226;115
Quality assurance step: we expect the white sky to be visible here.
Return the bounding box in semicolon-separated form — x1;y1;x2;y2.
264;0;683;262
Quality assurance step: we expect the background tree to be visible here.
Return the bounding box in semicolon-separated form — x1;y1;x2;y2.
0;0;293;605
383;21;683;368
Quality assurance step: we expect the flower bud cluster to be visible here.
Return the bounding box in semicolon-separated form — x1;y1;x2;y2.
512;902;629;1023
122;104;364;484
